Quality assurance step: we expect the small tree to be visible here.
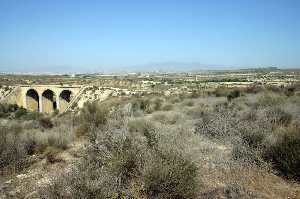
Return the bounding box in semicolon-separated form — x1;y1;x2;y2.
227;89;240;102
79;101;109;129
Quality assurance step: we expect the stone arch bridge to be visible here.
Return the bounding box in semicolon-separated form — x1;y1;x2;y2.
14;85;82;113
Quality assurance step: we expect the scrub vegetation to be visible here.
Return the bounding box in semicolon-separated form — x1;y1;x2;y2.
0;84;300;198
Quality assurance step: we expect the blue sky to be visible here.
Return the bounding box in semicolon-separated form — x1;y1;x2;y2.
0;0;299;73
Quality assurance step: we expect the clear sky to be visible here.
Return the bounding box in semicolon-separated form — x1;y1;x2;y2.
0;0;299;73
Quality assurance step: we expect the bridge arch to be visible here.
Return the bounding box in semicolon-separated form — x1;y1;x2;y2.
59;90;73;112
42;89;57;113
26;89;39;112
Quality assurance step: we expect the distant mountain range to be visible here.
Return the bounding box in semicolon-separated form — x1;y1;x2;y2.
0;63;298;75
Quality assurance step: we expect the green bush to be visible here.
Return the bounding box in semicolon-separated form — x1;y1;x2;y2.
52;109;59;116
40;163;118;198
241;129;265;149
245;85;263;94
39;117;54;129
0;103;19;118
0;125;28;171
46;128;72;150
131;98;141;113
79;101;109;128
0;103;19;116
153;98;164;111
161;103;173;111
13;106;43;120
7;104;18;112
189;90;200;98
109;137;145;183
45;147;62;164
14;107;27;119
128;119;157;147
140;98;152;113
284;86;296;97
23;137;37;155
243;109;257;121
42;129;147;198
131;97;164;114
232;142;260;164
256;93;284;107
75;125;89;137
184;100;194;107
215;87;230;97
227;89;241;102
151;112;182;125
266;85;283;93
186;105;209;119
170;96;181;104
263;125;300;180
24;126;73;154
143;150;198;199
22;111;43;120
266;107;292;126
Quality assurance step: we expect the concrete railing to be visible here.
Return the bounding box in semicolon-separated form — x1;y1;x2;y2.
63;85;88;113
0;86;19;102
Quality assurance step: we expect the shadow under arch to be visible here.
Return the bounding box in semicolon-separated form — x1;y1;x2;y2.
42;89;57;113
26;89;39;112
59;90;73;112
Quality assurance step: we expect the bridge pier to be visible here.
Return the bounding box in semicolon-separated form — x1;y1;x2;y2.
39;94;43;113
56;95;60;113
